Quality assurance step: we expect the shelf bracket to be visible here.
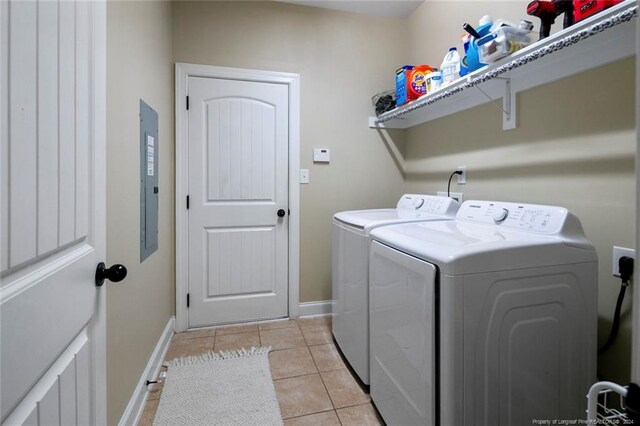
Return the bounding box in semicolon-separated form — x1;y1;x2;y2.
368;116;385;128
473;78;517;130
501;78;517;130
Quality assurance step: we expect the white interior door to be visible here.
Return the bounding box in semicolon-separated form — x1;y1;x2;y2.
187;76;289;327
0;0;107;424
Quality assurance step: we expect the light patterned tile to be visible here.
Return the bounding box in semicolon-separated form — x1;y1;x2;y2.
146;380;164;401
213;332;260;352
259;320;299;331
274;374;334;418
138;399;159;426
300;324;333;346
336;403;384;425
269;347;318;380
216;323;258;336
309;344;347;372
164;337;214;361
296;316;331;328
171;328;216;341
260;327;307;350
321;369;370;409
284;410;341;426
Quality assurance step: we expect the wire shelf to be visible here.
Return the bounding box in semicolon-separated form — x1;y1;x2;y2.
369;0;637;130
587;381;629;423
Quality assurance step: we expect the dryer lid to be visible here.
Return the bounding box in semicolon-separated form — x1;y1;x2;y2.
334;194;459;230
370;200;597;275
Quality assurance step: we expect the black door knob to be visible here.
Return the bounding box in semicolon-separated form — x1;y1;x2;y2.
277;209;286;217
95;262;128;287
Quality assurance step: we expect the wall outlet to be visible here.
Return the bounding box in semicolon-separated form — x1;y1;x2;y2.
299;169;309;184
457;166;466;184
437;191;463;203
612;246;635;277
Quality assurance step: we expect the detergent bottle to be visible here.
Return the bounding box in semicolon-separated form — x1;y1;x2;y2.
440;47;461;87
465;15;493;72
407;65;434;101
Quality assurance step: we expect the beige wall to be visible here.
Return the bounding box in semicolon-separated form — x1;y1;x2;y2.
172;1;408;302
401;0;636;383
102;2;635;420
106;1;175;424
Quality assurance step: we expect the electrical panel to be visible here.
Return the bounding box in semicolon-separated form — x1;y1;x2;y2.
140;100;159;261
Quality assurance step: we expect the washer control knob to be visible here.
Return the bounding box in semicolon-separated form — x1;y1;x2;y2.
493;208;509;223
413;198;425;209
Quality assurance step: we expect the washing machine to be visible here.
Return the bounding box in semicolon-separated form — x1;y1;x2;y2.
332;194;459;385
369;200;598;425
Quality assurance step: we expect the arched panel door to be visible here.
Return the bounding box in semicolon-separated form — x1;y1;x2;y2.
187;76;289;326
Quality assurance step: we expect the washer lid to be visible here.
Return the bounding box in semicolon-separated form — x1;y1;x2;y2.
370;200;597;275
334;194;459;231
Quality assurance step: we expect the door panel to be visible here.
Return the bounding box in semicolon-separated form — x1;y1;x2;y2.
7;0;37;267
188;76;288;327
0;0;105;423
206;227;275;297
206;99;276;201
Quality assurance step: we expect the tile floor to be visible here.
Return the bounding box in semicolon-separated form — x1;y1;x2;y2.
139;316;384;426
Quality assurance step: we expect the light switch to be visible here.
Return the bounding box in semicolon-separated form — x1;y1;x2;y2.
300;169;310;184
313;148;330;163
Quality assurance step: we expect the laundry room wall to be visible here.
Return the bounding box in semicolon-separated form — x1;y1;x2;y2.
106;1;175;424
395;0;636;384
171;1;408;303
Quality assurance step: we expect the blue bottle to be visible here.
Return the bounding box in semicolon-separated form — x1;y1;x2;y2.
466;16;493;72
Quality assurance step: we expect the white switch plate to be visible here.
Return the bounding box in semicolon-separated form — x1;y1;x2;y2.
299;169;309;184
612;246;635;277
437;191;463;203
313;148;330;163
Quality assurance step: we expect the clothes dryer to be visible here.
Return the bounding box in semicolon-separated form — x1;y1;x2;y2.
332;194;460;385
369;200;597;425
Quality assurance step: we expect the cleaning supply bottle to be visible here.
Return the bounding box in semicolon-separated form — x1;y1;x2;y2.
465;15;493;72
407;65;434;101
440;47;461;87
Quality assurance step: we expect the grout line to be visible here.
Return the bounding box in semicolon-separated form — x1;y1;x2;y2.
213;329;259;337
335;401;374;411
272;372;319;383
282;409;338;422
317;368;336;411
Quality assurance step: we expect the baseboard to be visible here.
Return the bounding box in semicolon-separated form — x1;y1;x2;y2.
298;300;332;317
119;316;175;426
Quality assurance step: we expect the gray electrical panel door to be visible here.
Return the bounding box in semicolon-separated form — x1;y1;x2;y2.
140;100;159;261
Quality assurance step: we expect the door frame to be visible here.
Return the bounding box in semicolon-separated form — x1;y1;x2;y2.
174;63;300;332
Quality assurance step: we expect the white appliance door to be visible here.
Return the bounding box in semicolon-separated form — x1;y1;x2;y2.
1;0;106;423
369;241;436;426
332;221;369;384
187;76;289;326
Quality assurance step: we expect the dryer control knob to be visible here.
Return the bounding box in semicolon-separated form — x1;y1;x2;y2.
493;208;509;223
413;198;425;209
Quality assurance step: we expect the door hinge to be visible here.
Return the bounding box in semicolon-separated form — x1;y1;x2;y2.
288;209;290;216
186;96;189;110
186;195;190;210
187;293;190;308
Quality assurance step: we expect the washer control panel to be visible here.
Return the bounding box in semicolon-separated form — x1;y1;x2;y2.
457;200;569;234
397;194;459;215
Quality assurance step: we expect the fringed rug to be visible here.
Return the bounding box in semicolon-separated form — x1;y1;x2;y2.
153;347;283;426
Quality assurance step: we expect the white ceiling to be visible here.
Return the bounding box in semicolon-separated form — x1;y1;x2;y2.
277;0;425;18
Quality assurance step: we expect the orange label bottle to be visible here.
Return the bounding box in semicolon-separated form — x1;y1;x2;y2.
407;65;434;101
